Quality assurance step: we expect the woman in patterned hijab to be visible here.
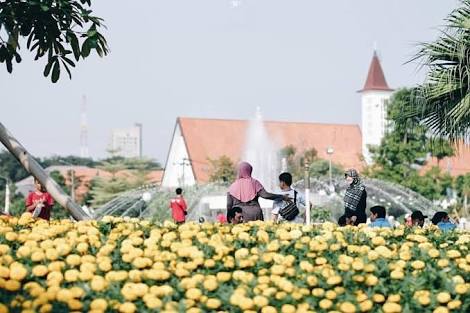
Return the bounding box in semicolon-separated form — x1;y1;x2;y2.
343;169;367;225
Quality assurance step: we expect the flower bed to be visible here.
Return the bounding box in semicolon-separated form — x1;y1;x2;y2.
0;213;469;313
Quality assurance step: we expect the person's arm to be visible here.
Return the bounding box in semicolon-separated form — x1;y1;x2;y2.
272;213;278;223
25;194;36;212
226;193;233;211
258;189;285;201
181;199;188;211
46;194;54;208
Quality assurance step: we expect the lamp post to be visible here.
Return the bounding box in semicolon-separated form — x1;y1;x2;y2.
0;176;10;215
326;147;334;189
304;162;311;226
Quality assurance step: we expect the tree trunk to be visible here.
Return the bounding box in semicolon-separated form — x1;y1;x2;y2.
0;122;90;220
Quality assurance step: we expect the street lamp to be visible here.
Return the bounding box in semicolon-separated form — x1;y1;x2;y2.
0;176;10;215
326;147;334;189
59;161;76;202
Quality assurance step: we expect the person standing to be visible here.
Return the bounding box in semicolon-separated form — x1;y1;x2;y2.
170;188;187;224
343;169;367;225
272;172;305;224
227;162;286;222
25;178;54;220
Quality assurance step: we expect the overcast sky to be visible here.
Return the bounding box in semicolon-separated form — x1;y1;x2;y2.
1;0;459;163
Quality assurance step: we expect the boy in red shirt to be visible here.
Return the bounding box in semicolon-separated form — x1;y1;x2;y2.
25;178;54;220
170;188;187;224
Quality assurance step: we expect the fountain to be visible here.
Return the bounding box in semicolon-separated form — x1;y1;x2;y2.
94;108;437;223
243;107;280;191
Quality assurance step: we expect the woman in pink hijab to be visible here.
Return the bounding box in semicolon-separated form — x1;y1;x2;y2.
227;162;285;222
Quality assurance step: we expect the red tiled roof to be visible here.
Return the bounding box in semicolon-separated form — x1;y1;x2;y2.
359;51;393;92
420;142;470;176
178;117;364;183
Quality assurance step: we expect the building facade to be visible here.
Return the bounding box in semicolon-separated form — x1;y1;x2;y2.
109;124;143;158
359;51;394;163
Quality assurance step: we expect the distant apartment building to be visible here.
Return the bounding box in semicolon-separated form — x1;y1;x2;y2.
109;123;143;158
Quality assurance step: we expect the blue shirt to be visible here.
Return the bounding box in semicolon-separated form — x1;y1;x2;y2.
370;218;392;228
437;222;456;231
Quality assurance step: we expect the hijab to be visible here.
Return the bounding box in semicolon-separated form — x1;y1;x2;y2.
344;169;366;212
228;162;264;202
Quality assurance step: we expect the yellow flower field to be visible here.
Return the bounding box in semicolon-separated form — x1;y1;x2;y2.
0;213;469;313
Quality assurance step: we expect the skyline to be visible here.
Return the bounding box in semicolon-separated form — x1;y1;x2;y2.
1;0;459;163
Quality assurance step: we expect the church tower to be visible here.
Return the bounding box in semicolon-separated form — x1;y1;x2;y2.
359;51;393;163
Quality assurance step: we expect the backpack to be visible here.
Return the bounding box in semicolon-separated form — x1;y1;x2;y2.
279;190;299;221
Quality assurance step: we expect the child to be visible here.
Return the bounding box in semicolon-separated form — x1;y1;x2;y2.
169;188;188;224
369;206;392;228
272;172;305;223
227;207;243;224
25;178;54;220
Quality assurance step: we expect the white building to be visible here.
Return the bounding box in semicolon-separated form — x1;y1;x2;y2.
359;51;394;163
109;123;143;158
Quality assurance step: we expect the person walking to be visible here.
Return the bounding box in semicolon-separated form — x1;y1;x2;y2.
227;162;286;221
343;169;367;225
170;188;187;224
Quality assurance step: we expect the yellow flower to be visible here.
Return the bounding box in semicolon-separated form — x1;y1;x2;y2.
325;290;337;300
91;276;107;292
327;275;342;285
382;302;401;313
319;299;333;309
261;306;277;313
281;304;296;313
339;301;357;313
411;260;425;270
365;274;379;286
359;300;373;312
4;279;21;291
90;299;108;311
119;302;136;313
203;278;218;291
388;294;400;303
32;265;48;277
390;270;404;280
253;296;269;307
312;288;325;297
186;288;202;300
9;263;28;281
372;236;385;246
373;294;385;303
437;292;451;304
454;283;468;294
447;300;461;310
428;249;440;258
433;307;449;313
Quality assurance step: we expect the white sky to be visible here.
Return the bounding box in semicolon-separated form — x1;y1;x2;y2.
0;0;459;163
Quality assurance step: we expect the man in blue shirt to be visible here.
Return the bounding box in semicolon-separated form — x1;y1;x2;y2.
431;211;456;231
369;206;392;228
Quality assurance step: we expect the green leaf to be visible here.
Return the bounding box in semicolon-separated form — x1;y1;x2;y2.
43;59;54;77
81;38;92;58
51;60;60;83
68;33;81;61
61;60;72;79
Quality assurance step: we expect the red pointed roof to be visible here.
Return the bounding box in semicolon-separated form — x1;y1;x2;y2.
359;51;393;92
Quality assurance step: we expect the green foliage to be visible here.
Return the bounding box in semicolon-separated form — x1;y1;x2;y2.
280;145;343;180
208;156;236;184
88;158;159;208
369;88;456;201
406;0;470;142
308;159;343;178
40;155;97;168
0;150;29;186
0;0;108;82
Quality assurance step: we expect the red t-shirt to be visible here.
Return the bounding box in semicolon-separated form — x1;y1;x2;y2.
170;196;187;223
25;191;54;220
